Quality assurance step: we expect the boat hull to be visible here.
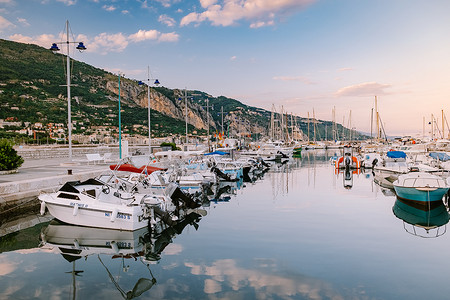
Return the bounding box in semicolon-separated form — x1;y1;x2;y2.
393;198;449;228
40;194;148;231
393;186;449;203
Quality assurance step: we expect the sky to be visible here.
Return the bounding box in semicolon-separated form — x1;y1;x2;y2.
1;0;450;137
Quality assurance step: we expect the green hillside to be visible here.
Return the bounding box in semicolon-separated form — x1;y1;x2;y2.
0;38;366;144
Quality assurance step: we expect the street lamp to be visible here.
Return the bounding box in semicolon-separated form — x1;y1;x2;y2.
138;67;160;156
118;72;123;159
178;89;191;145
202;98;214;152
50;20;86;161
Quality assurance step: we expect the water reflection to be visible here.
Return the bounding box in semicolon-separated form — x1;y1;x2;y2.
7;151;450;299
335;168;359;189
40;220;154;299
185;258;348;299
38;207;206;299
392;198;449;238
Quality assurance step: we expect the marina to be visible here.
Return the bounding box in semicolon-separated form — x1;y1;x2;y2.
2;148;450;299
2;1;450;298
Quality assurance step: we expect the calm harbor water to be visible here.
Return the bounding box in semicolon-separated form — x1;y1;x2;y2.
1;150;450;300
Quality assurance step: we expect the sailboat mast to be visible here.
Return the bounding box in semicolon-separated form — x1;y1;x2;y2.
313;108;316;143
375;96;379;142
431;114;434;140
423;116;425;140
370;108;373;140
349;110;352;142
342;116;345;141
270;105;274;141
307;112;310;143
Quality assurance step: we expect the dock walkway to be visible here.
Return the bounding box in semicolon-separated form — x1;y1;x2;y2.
0;155;114;205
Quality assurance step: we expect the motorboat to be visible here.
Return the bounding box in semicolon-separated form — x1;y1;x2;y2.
373;173;398;189
335;145;361;169
374;150;409;174
392;197;449;238
38;178;199;231
361;152;382;169
39;220;157;299
40;219;149;257
393;172;450;204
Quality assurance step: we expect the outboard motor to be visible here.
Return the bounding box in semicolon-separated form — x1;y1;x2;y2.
166;183;201;209
277;150;289;159
257;157;270;168
153;206;177;226
211;166;237;181
372;158;378;168
344;155;351;169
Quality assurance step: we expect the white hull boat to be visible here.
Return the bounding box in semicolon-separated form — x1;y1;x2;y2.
38;178;192;231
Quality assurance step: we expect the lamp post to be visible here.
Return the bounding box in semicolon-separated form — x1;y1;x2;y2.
202;98;214;152
50;20;86;161
138;67;159;155
178;89;190;145
118;72;122;159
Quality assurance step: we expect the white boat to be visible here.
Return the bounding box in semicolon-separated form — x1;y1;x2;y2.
374;150;409;174
393;172;450;203
40;219;149;257
334;145;361;169
361;152;382;169
38;178;192;231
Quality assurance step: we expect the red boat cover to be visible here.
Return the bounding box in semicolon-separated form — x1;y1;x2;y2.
109;163;166;174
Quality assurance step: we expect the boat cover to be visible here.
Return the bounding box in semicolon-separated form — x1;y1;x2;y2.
429;152;450;162
204;151;228;156
109;164;166;174
386;151;406;159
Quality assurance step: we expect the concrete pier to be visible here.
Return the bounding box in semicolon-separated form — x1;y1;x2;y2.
0;147;117;208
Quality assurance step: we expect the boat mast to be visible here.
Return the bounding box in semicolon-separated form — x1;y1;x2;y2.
270;105;274;141
332;106;336;141
313;108;316;143
431;114;434;140
375;96;379;142
423;116;425;140
348;110;352;142
444;110;450;139
307;111;310;143
342;115;345;141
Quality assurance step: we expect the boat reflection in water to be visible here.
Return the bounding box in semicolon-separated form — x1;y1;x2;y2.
335;168;361;189
39;208;206;299
392;197;449;238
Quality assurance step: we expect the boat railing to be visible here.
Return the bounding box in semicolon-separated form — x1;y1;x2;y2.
402;177;446;188
403;222;447;238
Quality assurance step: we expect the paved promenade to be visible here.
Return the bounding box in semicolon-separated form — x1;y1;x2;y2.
0;155;116;204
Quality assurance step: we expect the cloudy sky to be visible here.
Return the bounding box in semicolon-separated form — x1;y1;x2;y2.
1;0;450;137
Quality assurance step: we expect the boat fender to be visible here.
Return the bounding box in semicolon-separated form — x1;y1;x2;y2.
40;201;46;216
111;208;118;222
73;205;79;216
73;239;80;249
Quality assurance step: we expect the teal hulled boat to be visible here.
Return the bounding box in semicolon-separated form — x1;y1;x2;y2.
393;172;449;204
